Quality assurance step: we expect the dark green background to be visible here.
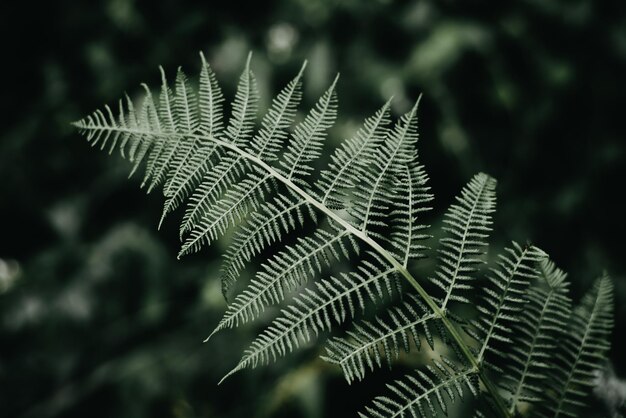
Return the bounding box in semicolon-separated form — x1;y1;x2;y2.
1;0;625;417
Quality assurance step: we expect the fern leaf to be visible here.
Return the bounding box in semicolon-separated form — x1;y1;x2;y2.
160;53;224;215
280;74;338;183
141;73;171;188
73;90;141;159
502;259;572;414
209;226;358;338
158;144;220;229
323;293;435;383
247;61;306;161
225;52;259;147
360;358;478;418
87;103;119;154
222;255;397;380
350;98;421;234
179;169;275;257
107;97;132;155
123;94;144;160
144;68;199;193
178;55;258;235
219;191;315;297
432;173;497;310
537;275;613;418
128;85;160;178
316;99;391;208
196;52;226;136
179;155;249;236
158;69;199;190
72;53;615;418
472;242;546;368
389;162;433;266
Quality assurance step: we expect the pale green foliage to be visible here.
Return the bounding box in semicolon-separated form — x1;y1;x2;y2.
73;53;614;418
211;225;358;336
432;172;496;309
323;293;435;383
348;101;421;236
537;275;613;418
219;191;315;295
360;358;479;418
471;242;546;367
322;172;495;382
501;259;572;415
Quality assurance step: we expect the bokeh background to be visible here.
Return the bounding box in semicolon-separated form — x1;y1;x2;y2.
1;0;625;417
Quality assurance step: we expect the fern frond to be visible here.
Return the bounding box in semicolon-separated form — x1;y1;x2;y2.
177;55;259;235
537;275;613;418
247;61;306;162
431;173;497;310
389;163;433;266
360;358;478;418
323;293;435;383
219;191;314;296
316;99;391;208
209;226;358;338
472;242;546;367
73;52;614;418
141;72;172;188
178;155;250;236
280;74;338;183
350;99;421;234
128;85;161;177
179;169;276;257
72;58;510;415
159;53;225;224
150;68;200;192
224;52;259;148
501;259;572;414
221;254;397;380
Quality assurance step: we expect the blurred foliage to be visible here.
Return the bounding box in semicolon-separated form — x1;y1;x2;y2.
1;0;625;417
